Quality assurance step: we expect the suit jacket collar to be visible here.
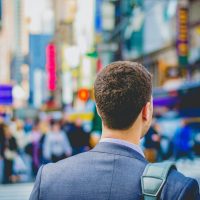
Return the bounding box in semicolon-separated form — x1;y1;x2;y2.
91;142;147;163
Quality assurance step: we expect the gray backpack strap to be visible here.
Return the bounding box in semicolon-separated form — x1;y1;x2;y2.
141;162;176;200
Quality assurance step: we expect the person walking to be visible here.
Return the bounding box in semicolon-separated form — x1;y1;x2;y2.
66;118;90;155
43;120;72;163
2;125;18;183
30;61;199;200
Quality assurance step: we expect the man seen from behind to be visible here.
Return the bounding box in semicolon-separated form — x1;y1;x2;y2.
30;61;200;200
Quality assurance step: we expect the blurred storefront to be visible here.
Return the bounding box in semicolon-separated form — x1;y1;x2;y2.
95;0;122;66
55;0;96;104
29;34;53;107
0;0;199;121
93;0;200;139
0;0;15;84
189;0;200;80
26;0;55;108
94;0;177;86
0;85;13;121
127;0;178;87
0;0;29;118
0;0;55;110
95;0;200;88
52;0;97;130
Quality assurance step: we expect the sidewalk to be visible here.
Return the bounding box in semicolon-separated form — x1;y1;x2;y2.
0;183;33;200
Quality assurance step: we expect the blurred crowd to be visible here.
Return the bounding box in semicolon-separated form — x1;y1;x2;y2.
0;114;200;184
143;119;200;162
0;116;98;184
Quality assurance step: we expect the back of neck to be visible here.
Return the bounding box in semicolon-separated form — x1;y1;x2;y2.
101;122;142;145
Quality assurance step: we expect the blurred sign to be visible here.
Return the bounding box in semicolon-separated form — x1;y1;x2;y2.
46;43;57;91
65;0;77;23
68;112;93;122
80;56;94;88
63;46;80;69
78;88;89;102
97;43;118;52
176;5;189;67
33;69;47;108
95;0;102;33
0;0;2;30
101;1;115;31
29;34;52;105
29;34;53;70
0;85;13;105
97;58;103;73
62;72;73;104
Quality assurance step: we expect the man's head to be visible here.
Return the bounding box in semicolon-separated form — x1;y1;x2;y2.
94;61;153;137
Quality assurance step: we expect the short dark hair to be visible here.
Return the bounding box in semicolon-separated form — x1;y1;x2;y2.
94;61;152;130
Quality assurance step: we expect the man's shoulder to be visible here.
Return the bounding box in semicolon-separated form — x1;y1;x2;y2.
42;151;91;175
162;169;200;199
40;149;146;187
30;153;93;200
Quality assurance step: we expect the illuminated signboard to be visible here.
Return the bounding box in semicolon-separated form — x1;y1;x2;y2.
0;0;2;30
0;85;13;105
176;6;189;67
46;43;56;91
97;58;103;73
78;88;89;102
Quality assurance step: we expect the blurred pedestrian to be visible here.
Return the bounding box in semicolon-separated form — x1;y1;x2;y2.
43;120;72;163
173;120;194;160
0;122;5;183
2;124;18;183
61;115;74;136
0;122;5;158
193;132;200;156
143;122;161;162
38;120;49;165
25;121;42;176
12;120;27;152
67;118;90;155
24;118;33;134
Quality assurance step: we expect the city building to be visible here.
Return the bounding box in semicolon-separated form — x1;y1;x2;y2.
96;0;200;88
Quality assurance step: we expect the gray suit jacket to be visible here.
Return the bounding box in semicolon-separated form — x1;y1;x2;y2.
30;142;200;200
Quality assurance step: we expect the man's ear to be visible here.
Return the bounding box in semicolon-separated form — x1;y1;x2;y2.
142;102;152;121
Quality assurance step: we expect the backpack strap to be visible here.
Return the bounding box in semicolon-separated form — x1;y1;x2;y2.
141;162;176;200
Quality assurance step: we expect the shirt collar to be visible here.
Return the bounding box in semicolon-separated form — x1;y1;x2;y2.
100;138;145;157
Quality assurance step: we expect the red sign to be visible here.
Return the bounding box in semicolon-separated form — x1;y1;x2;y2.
97;58;103;73
46;43;56;91
78;88;89;102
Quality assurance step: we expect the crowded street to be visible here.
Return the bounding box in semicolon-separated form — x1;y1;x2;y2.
0;0;200;199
